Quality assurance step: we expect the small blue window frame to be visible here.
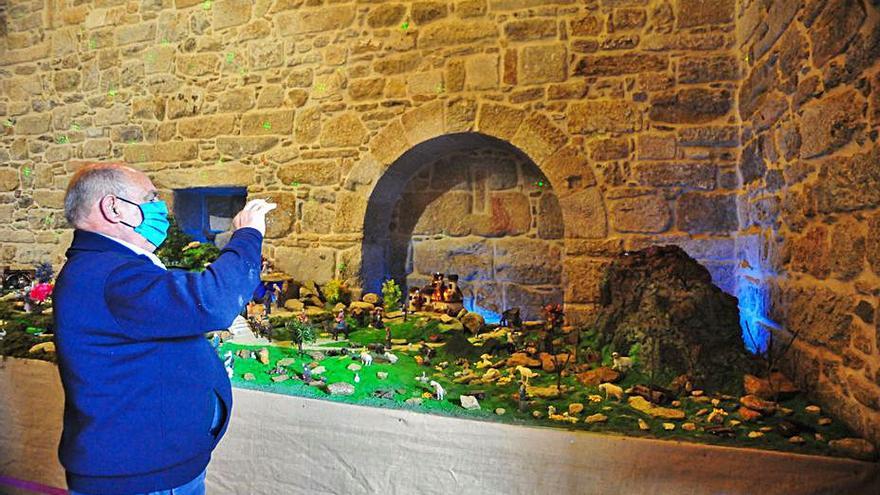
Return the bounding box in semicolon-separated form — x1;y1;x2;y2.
173;187;247;243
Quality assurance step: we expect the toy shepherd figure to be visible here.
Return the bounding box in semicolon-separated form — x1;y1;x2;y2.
332;309;347;341
297;309;309;325
222;351;235;379
370;306;385;329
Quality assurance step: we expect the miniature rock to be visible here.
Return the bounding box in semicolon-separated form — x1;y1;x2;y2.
460;395;481;410
789;436;805;444
568;403;585;415
575;367;620;386
460;312;485;334
539;352;571;373
710;398;720;407
257;348;270;365
682;423;696;431
439;314;454;324
818;417;832;426
377;371;388;380
738;406;762;422
495;408;506;415
243;373;256;381
350;301;375;312
728;420;741;427
405;397;423;406
638;419;650;430
739;395;776;414
588;394;603;403
671;400;682;407
328;382;355;396
805;405;821;414
506;353;542;368
284;299;304;312
662;423;675;431
526;385;564;399
308;351;326;361
390;338;408;345
362;293;380;305
585;413;608;424
748;431;764;439
28;342;55;354
696;408;709;416
333;302;346;313
815;433;825;442
743;372;799;400
828;438;877;461
347;363;362;371
277;357;296;367
308;380;325;387
272;375;289;383
777;407;793;416
532;410;544;419
691;390;704;397
628;396;685;419
759;426;773;432
311;366;326;375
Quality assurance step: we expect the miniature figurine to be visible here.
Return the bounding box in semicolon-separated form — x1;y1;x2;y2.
415;371;429;384
385;325;392;349
370;306;385;329
383;351;398;364
611;352;633;373
210;333;221;354
360;350;373;366
516;365;538;386
354;373;361;384
222;351;235;379
333;309;347;341
297;309;309;325
518;384;529;413
429;380;445;401
260;256;272;275
598;382;624;402
302;364;312;382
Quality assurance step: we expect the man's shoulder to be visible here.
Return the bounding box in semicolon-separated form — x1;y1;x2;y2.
59;249;154;280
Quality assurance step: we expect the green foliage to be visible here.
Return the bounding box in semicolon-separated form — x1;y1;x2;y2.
324;279;345;305
285;319;316;351
155;216;221;271
381;279;402;311
628;342;641;367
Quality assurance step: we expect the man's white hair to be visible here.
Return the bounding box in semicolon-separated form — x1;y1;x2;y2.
64;163;139;228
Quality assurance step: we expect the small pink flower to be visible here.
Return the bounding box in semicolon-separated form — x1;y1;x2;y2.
29;283;53;303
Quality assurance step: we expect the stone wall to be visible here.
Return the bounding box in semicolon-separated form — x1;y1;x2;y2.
0;0;744;327
389;145;563;319
735;0;880;445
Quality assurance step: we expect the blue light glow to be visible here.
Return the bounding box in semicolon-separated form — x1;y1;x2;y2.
737;280;779;355
463;297;501;324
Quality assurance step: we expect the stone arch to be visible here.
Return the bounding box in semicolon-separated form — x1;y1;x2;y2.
337;101;608;318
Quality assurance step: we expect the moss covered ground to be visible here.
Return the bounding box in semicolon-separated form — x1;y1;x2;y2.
220;316;859;460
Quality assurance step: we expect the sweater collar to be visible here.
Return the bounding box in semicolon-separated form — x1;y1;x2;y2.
67;229;165;269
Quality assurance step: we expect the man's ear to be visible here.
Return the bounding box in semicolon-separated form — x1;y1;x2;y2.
99;195;123;223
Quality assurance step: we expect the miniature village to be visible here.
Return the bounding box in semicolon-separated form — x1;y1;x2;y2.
0;227;875;463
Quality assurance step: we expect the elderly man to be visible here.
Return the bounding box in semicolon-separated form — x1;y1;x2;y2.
54;163;275;495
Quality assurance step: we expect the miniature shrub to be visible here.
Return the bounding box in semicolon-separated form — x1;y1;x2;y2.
381;279;402;311
324;279;345;305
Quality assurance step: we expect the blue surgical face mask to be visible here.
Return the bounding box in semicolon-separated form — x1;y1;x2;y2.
117;196;170;247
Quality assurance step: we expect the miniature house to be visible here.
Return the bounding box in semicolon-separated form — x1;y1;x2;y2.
0;0;879;493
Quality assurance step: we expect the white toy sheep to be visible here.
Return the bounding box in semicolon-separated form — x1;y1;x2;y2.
611;352;633;373
429;380;445;401
383;351;398;364
598;382;624;402
360;351;373;366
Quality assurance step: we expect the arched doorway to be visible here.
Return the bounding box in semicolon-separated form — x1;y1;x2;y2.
360;132;564;321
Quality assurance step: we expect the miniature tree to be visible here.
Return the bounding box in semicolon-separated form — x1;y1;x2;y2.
286;319;316;354
542;304;574;393
382;279;402;312
323;279;346;305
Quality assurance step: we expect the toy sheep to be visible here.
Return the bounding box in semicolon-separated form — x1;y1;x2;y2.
383;351;398;364
354;373;361;384
611;352;633;373
516;365;538;386
598;382;624;402
222;351;235;379
415;371;429;384
429;380;445;401
360;351;373;366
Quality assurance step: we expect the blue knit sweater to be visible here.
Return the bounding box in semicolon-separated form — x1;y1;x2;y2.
54;228;263;494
